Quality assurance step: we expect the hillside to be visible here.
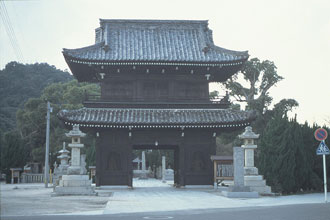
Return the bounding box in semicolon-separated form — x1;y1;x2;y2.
0;62;73;132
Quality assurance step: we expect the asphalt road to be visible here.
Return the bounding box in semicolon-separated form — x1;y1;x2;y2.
2;203;330;220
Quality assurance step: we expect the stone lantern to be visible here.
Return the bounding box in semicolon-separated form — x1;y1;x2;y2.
66;125;86;174
239;126;271;194
58;142;70;166
53;142;70;186
238;126;259;175
53;125;96;196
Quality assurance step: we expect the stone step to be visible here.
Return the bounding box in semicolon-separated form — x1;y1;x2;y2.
61;175;89;181
61;179;92;187
244;175;263;181
53;186;97;196
222;191;259;198
249;185;272;194
244;167;258;175
245;179;266;187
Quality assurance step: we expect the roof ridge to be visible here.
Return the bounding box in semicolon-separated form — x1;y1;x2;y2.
63;42;103;54
99;19;209;25
211;45;249;57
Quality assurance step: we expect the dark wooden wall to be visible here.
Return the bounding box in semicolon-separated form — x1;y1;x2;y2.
100;74;209;102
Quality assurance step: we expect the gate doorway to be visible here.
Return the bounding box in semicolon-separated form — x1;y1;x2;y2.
132;145;179;187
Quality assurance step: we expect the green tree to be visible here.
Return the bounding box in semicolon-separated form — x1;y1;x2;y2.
0;130;29;182
209;90;219;100
14;80;100;169
258;114;323;193
300;122;323;191
216;58;298;156
224;58;283;114
0;62;72;132
257;113;289;192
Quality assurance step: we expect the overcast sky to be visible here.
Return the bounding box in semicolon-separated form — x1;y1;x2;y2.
1;0;329;126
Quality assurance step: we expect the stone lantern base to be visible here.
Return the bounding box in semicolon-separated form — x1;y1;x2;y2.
52;175;97;196
244;175;272;194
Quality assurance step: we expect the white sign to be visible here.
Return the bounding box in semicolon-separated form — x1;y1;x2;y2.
316;141;330;155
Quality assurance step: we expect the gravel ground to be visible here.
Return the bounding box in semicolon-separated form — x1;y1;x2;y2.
0;183;110;216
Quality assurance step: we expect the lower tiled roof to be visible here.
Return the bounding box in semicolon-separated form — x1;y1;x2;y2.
58;108;255;128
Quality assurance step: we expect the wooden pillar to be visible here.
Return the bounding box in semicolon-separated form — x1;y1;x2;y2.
127;137;133;187
11;169;14;184
95;132;102;187
179;143;185;186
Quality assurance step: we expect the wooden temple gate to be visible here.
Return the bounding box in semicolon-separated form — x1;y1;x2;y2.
58;19;254;186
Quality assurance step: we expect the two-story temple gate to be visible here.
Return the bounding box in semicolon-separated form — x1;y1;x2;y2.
58;19;255;186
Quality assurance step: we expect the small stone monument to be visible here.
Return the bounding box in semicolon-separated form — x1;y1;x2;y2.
139;151;148;179
142;151;146;171
239;126;271;194
221;147;258;198
164;169;174;181
162;156;166;183
53;125;96;196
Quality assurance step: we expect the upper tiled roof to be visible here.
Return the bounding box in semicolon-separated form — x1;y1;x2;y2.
58;108;255;128
63;19;248;63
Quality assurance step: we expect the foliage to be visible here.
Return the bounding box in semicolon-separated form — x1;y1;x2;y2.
257;113;325;194
209;90;219;100
133;150;174;170
0;130;29;182
13;80;100;169
0;62;72;132
223;58;283;114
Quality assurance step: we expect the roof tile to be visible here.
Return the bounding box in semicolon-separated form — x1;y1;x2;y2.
58;108;255;126
63;20;248;63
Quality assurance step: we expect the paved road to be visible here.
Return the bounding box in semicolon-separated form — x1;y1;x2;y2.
3;203;330;220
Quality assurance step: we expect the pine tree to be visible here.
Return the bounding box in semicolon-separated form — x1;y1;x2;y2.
273;119;296;193
258;113;289;192
301;122;322;190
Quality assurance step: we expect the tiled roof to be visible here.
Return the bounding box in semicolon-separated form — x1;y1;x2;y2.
63;19;248;63
58;108;255;128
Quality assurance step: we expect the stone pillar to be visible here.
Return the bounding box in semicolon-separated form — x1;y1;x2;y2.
233;147;244;187
139;151;148;179
221;147;258;198
162;156;166;183
142;151;146;171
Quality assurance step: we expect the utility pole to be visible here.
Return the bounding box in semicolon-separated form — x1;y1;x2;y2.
44;101;52;188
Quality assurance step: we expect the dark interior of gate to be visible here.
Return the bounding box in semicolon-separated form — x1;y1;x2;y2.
95;128;216;187
132;145;177;186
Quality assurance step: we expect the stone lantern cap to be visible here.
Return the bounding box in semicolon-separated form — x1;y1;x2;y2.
65;125;86;138
57;154;70;159
58;147;70;154
239;126;259;140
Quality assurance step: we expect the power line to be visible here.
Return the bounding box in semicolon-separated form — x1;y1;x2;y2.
1;0;40;1
1;1;24;61
0;0;24;62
